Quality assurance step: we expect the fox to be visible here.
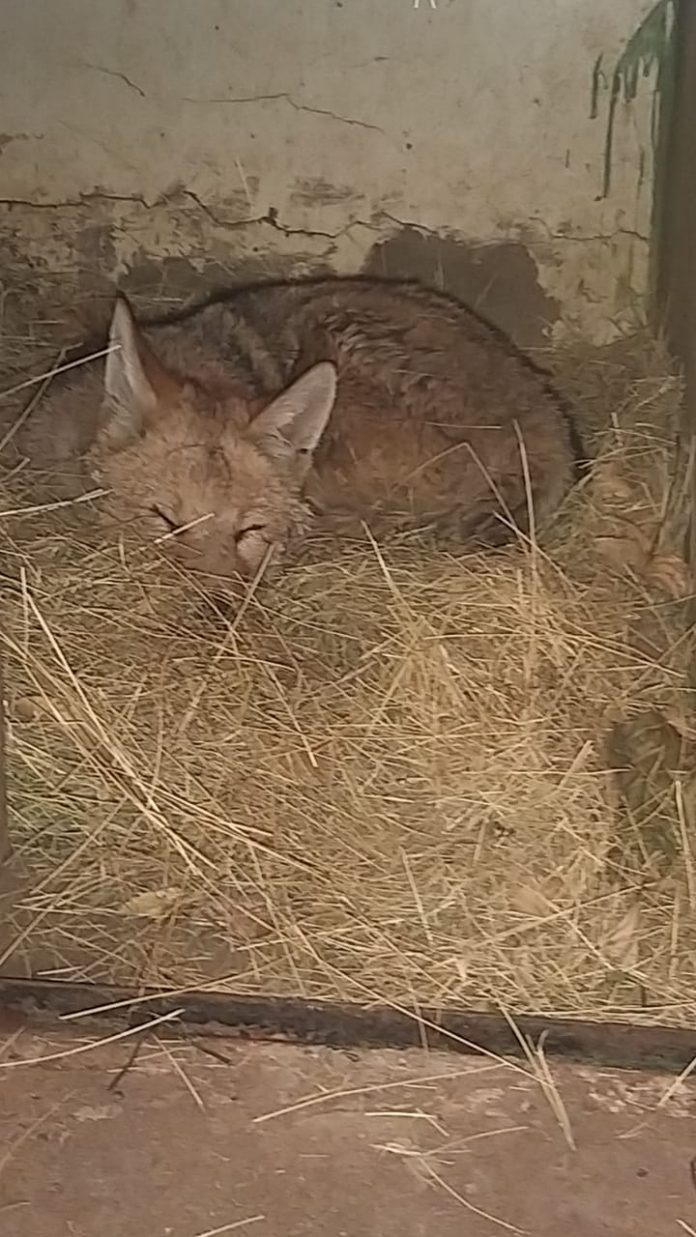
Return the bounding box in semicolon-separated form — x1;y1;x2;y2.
12;277;581;586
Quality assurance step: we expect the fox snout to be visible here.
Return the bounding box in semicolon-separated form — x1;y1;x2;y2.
158;522;280;585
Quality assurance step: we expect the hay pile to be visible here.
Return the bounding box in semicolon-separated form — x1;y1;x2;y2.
1;331;696;1025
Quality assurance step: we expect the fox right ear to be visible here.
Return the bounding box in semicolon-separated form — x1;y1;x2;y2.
101;296;180;445
249;362;337;471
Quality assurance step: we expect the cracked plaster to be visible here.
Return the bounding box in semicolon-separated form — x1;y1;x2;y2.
0;0;660;344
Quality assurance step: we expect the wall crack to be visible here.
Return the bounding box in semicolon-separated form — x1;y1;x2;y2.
81;63;147;98
0;190;383;246
550;228;649;244
181;90;383;132
0;194;649;251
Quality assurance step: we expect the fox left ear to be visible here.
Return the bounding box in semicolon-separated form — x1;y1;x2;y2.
101;295;183;446
250;363;337;469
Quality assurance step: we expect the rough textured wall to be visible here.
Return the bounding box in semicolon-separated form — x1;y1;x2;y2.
0;0;664;345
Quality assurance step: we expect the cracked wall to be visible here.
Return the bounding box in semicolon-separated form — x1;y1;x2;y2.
0;0;660;345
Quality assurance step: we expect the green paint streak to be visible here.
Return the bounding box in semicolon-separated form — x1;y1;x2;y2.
593;0;676;200
590;53;607;120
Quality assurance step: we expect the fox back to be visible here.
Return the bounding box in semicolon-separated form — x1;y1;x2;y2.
11;278;579;585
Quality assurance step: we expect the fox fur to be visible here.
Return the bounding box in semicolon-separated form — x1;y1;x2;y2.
12;278;581;584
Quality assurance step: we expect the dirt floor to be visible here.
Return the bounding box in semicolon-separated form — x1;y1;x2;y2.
1;1019;696;1236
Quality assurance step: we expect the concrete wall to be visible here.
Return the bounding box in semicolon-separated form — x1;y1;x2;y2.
0;0;664;346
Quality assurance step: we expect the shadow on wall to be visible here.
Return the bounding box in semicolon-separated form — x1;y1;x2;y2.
0;213;559;358
363;226;560;350
80;228;559;353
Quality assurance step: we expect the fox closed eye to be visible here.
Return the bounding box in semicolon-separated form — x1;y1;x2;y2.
151;506;179;532
235;523;267;544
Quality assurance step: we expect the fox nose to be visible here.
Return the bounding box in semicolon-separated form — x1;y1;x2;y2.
156;537;238;583
195;546;251;584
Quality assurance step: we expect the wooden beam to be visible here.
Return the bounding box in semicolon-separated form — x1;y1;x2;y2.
1;976;695;1074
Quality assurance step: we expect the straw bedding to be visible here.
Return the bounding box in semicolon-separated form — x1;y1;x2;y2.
1;317;695;1025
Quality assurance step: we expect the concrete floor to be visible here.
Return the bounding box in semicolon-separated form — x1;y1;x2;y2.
1;1020;696;1236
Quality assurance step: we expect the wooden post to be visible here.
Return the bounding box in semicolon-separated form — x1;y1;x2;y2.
654;1;696;362
0;639;10;865
654;0;696;688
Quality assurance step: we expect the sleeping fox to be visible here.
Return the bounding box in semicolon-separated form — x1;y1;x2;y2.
13;277;580;584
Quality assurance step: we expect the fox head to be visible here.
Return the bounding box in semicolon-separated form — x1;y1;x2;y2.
88;296;337;585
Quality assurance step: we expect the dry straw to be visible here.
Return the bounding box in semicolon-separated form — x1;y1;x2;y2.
1;328;695;1025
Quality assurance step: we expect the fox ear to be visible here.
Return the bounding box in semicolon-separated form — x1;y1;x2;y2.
250;363;337;470
101;295;181;445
